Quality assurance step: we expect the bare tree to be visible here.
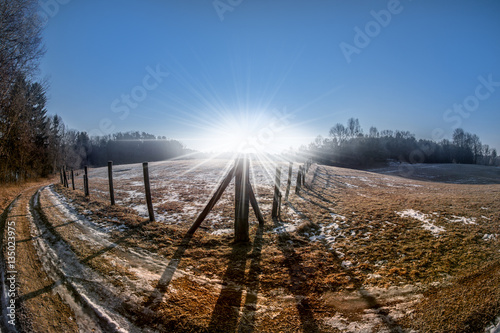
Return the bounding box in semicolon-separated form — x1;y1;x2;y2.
0;0;45;101
329;123;348;144
369;126;379;138
346;118;362;138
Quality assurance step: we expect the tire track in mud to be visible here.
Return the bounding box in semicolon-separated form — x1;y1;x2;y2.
0;195;20;333
0;187;77;333
29;187;138;332
34;185;226;332
0;185;155;332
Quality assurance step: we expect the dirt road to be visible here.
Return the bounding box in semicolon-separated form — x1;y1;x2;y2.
0;184;78;332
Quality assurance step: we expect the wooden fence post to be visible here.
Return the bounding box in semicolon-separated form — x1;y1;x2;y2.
309;164;318;189
272;165;282;219
84;166;89;196
284;161;293;202
71;169;75;190
143;162;155;222
63;166;68;188
234;156;250;243
187;165;236;234
108;161;115;205
249;185;265;226
295;167;302;195
301;165;305;186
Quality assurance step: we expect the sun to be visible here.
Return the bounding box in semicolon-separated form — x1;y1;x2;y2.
180;107;304;156
203;111;279;154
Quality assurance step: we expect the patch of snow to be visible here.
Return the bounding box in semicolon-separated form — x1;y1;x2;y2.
485;315;500;333
323;312;391;333
273;223;297;234
331;213;346;222
335;250;345;258
483;234;498;241
396;209;445;236
446;215;476;225
309;234;325;242
211;228;233;236
341;261;353;268
130;204;148;217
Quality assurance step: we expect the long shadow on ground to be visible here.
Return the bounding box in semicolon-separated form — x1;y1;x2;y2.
273;216;321;332
291;170;403;333
143;232;193;307
207;225;264;333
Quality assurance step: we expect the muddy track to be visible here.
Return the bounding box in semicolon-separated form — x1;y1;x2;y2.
0;194;21;333
0;185;150;332
32;185;232;332
29;188;140;332
0;186;77;333
2;183;244;332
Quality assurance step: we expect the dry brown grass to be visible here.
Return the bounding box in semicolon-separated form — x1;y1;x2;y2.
47;161;500;332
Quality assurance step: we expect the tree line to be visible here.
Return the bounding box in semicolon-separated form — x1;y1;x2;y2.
1;0;48;182
67;131;188;168
302;118;499;168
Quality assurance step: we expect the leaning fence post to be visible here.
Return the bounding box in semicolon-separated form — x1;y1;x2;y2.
71;169;75;190
187;165;236;235
108;161;115;205
234;156;250;243
272;165;281;219
284;161;293;202
143;162;155;222
84;166;89;196
249;184;265;226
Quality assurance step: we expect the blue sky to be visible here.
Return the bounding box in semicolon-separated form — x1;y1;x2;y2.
39;0;500;152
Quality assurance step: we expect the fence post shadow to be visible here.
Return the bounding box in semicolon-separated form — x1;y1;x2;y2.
325;247;403;333
143;232;193;307
237;224;264;333
287;171;402;333
208;224;264;333
272;215;321;333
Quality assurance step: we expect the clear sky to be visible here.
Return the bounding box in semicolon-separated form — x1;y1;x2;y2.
39;0;500;153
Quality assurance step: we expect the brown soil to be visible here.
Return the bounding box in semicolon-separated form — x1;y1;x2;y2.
1;180;79;332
